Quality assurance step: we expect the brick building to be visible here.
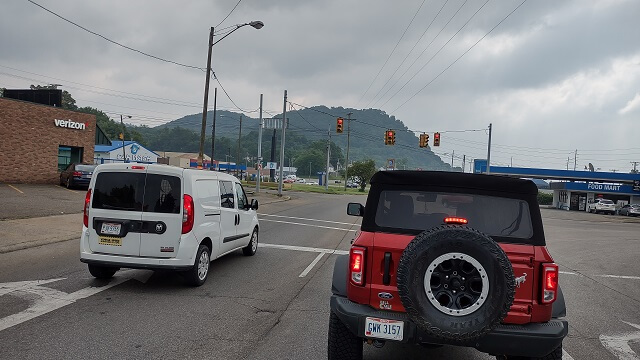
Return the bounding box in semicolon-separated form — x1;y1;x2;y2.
0;97;97;184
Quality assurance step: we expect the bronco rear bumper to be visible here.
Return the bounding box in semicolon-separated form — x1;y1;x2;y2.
330;295;568;357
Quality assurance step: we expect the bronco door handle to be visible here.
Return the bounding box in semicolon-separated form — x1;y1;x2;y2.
383;252;392;285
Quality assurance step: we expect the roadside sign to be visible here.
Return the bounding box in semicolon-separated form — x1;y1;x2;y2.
266;162;277;170
633;180;640;192
387;159;395;170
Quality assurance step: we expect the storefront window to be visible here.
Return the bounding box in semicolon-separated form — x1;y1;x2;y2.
58;145;83;171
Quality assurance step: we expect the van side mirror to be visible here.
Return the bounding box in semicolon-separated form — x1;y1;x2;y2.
347;202;364;217
250;199;259;210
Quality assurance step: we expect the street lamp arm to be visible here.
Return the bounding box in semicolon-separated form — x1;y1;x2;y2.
213;21;263;46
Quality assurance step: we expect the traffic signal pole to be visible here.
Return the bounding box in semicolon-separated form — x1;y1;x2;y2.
344;112;352;191
256;94;263;192
486;123;492;174
278;90;287;196
326;128;331;191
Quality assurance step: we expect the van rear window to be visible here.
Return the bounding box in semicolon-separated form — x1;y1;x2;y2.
92;172;181;213
375;190;533;239
93;172;145;211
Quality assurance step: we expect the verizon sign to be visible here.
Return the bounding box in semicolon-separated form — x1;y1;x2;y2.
54;119;86;130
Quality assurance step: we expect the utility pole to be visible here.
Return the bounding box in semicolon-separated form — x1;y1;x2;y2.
451;150;455;168
574;150;577;171
198;26;214;168
462;155;466;173
510;157;513;167
270;129;276;182
566;157;570;170
344;112;353;191
278;90;287;196
631;161;639;174
486;123;492;174
120;115;127;162
256;94;263;192
236;115;242;178
210;87;217;170
326;128;331;191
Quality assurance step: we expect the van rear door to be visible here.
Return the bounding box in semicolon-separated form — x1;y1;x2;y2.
139;170;183;258
89;170;145;256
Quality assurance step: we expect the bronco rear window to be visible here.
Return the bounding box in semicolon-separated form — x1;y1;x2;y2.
374;190;533;239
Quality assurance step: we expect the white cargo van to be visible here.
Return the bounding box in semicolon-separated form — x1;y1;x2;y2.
80;163;259;286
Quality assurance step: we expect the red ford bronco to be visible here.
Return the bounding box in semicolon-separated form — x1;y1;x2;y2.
329;171;567;359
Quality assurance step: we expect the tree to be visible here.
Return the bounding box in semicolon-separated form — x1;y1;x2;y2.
76;106;146;145
348;159;377;192
294;149;325;178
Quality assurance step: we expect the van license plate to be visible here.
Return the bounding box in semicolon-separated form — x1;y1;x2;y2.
99;236;122;246
101;223;121;235
364;317;403;341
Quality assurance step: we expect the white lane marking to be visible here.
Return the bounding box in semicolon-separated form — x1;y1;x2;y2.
259;213;358;226
299;253;325;278
260;242;349;255
600;321;640;360
596;274;640;280
260;218;357;232
562;349;576;360
0;270;144;333
559;271;578;276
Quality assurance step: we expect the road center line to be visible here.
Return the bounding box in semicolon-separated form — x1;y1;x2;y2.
299;253;325;278
596;274;640;280
562;349;576;360
260;242;349;255
259;213;358;226
259;218;357;232
6;184;24;194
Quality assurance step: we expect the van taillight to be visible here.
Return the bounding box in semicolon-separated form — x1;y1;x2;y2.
73;171;82;177
350;247;366;286
182;194;194;234
83;189;91;227
541;263;558;304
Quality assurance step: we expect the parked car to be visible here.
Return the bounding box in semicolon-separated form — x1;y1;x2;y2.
59;163;97;189
618;204;640;216
329;171;566;360
346;181;358;188
283;178;295;184
80;163;259;286
296;178;306;183
587;198;616;214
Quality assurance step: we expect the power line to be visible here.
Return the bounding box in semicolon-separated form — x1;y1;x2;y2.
215;0;243;28
357;0;427;105
26;0;204;70
211;73;259;114
366;0;451;108
392;0;527;111
288;102;322;131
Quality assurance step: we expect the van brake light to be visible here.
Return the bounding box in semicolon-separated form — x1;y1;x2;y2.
182;194;195;234
350;247;366;286
444;217;468;225
83;189;91;227
541;263;558;304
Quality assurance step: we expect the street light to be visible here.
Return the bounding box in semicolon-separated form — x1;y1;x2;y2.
198;21;264;169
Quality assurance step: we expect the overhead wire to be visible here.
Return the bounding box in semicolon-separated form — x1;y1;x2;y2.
215;0;243;28
26;0;204;70
357;0;427;106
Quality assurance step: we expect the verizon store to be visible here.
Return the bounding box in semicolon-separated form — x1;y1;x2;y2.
0;97;97;184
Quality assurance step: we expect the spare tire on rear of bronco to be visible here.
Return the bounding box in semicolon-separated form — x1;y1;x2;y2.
397;225;515;343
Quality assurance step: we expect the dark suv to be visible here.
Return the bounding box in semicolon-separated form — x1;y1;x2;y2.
329;171;567;359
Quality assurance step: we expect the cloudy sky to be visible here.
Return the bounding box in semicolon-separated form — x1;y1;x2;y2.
1;0;639;171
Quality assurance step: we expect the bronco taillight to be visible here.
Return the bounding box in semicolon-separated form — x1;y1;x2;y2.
541;263;558;304
350;247;366;286
182;194;194;234
83;189;91;227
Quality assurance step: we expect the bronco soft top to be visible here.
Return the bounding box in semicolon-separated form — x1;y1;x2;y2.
370;170;538;195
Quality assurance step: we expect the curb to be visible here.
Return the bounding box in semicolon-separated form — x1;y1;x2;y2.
0;236;76;254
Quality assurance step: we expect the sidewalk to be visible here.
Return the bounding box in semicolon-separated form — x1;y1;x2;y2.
0;191;289;254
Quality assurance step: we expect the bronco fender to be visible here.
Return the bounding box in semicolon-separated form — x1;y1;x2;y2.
331;255;348;296
552;286;566;318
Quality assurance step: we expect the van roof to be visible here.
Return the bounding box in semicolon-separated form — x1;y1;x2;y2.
94;163;240;182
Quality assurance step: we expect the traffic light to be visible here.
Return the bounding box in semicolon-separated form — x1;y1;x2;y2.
419;133;429;148
385;130;395;145
118;133;124;140
433;132;441;146
336;117;344;133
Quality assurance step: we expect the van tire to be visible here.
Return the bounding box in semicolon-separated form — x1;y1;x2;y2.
396;226;515;343
328;311;363;360
242;228;258;256
88;264;118;279
184;244;211;287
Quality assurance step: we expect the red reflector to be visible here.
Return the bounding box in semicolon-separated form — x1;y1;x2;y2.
73;171;82;177
131;165;145;170
444;217;468;225
83;189;91;227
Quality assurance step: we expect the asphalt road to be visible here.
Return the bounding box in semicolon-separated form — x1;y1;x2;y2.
1;192;639;359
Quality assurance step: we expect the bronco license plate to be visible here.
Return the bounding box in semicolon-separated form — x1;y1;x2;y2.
101;222;121;235
364;317;403;341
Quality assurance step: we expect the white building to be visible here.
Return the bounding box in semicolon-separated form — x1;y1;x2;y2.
94;141;158;164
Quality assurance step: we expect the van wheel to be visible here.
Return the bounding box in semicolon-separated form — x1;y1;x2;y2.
328;311;363;360
88;264;118;279
184;244;210;286
243;228;258;256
